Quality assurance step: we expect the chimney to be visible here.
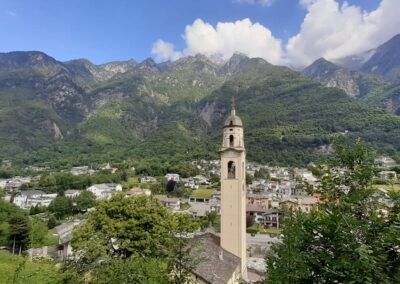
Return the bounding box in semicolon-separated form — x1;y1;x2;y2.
219;250;224;261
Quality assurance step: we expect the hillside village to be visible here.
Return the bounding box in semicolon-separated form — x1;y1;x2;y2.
1;153;398;281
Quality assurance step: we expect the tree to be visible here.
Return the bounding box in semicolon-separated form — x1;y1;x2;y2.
0;199;24;246
65;194;199;282
48;196;73;219
265;140;400;283
9;214;30;255
168;213;200;284
29;218;48;248
75;190;96;212
47;215;57;229
90;257;170;284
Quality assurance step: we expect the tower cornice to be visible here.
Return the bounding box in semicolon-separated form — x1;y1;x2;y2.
219;147;245;153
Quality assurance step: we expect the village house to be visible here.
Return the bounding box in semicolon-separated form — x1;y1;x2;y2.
140;176;157;183
189;203;214;218
13;190;57;209
182;178;199;189
165;173;180;181
87;183;122;200
155;195;181;211
262;209;280;229
55;220;86;260
375;156;396;169
247;204;269;225
64;189;81;198
5;176;32;189
126;188;151;197
378;171;397;180
247;193;270;208
248;179;268;193
279;196;318;213
193;175;211;186
70;166;95;176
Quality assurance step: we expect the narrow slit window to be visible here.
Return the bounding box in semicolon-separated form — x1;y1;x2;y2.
229;135;234;147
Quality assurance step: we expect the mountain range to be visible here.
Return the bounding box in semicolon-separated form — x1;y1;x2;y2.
2;35;400;168
303;34;400;114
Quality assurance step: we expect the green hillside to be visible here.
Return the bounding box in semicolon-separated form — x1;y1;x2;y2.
1;51;400;168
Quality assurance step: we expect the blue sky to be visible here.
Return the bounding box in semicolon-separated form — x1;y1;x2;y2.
0;0;394;66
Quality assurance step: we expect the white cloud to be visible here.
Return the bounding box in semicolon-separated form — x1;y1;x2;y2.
152;18;282;64
286;0;400;67
151;40;182;62
234;0;275;7
151;0;400;68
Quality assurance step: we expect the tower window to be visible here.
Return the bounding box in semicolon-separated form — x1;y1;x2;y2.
229;135;234;147
229;120;233;126
228;161;236;179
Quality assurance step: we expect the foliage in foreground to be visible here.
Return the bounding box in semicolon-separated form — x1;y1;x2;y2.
64;194;199;283
0;251;62;284
266;140;400;283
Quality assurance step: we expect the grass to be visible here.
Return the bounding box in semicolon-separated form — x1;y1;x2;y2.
372;184;400;192
0;251;62;284
180;203;191;210
190;188;214;199
45;230;59;247
247;224;282;235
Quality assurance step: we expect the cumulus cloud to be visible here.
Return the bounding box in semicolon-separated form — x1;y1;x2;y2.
286;0;400;67
233;0;275;7
152;18;282;64
151;40;182;62
151;0;400;68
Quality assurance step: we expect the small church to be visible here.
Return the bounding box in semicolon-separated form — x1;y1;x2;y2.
190;99;252;283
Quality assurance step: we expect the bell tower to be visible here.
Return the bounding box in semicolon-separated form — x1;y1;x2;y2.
220;97;247;276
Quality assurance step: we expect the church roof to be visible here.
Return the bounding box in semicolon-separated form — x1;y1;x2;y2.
223;97;243;127
190;233;241;284
224;112;243;127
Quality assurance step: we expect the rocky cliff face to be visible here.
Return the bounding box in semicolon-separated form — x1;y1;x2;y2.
303;58;362;98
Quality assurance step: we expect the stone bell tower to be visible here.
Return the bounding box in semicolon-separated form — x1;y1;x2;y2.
220;97;247;275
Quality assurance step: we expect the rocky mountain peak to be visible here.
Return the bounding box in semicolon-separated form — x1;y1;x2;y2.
0;51;64;75
303;58;341;79
360;33;400;81
219;53;250;75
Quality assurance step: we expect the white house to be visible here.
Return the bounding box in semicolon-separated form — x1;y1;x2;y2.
165;173;180;182
87;183;122;200
140;176;157;183
13;190;57;209
155;195;180;211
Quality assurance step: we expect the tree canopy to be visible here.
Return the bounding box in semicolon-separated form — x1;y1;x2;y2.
65;194;199;283
266;140;400;283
